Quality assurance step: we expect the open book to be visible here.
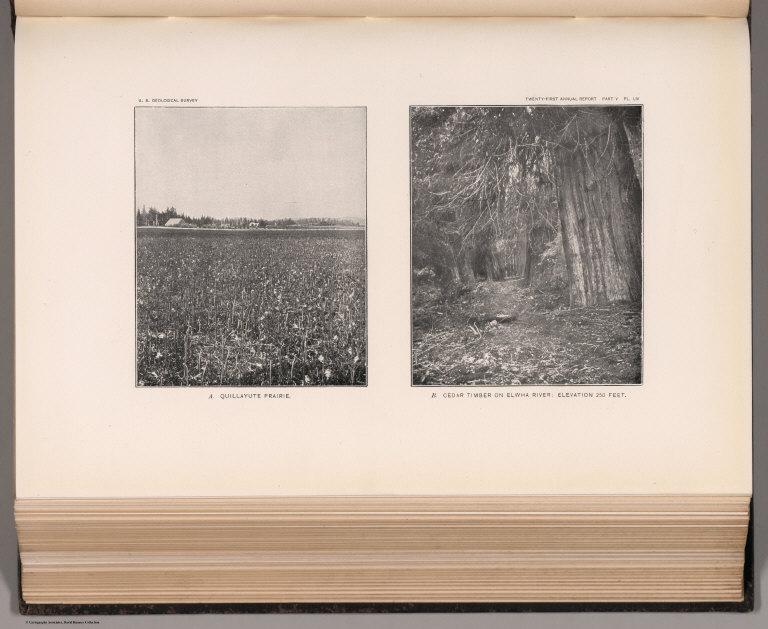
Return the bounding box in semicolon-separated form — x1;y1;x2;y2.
12;0;752;611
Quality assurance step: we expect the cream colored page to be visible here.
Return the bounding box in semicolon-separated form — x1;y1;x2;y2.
15;17;751;497
13;1;751;18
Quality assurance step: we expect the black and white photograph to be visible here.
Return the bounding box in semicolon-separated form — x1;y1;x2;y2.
411;106;642;386
135;107;367;387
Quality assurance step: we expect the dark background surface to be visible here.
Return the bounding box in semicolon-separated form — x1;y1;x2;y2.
1;2;766;627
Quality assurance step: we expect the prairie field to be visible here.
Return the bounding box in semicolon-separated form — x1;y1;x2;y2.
136;228;366;386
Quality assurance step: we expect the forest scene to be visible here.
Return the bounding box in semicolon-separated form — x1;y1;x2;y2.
411;106;642;385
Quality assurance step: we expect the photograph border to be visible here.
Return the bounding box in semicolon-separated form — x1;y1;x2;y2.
408;104;645;388
133;105;369;388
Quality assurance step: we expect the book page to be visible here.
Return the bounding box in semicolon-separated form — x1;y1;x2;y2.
12;1;751;18
14;16;751;498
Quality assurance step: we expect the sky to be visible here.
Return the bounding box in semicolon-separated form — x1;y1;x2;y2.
135;107;366;221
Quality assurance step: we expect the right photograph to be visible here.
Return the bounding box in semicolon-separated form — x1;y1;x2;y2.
411;105;642;386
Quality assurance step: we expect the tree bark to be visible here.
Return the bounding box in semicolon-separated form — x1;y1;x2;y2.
555;112;642;307
510;211;532;285
622;119;643;185
483;237;516;280
458;245;477;290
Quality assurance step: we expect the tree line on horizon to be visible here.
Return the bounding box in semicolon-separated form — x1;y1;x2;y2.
136;206;363;229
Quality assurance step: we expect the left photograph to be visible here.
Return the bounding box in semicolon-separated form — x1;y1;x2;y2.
135;107;367;387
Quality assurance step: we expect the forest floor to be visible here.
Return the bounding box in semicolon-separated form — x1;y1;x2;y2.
412;278;642;386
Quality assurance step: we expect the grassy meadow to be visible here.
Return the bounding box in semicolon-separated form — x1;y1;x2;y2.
136;228;366;386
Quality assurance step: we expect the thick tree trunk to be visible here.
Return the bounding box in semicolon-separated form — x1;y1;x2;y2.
486;237;522;280
510;217;532;285
446;260;462;287
522;238;532;285
483;239;507;280
458;246;477;290
440;232;476;294
622;119;643;184
555;113;642;307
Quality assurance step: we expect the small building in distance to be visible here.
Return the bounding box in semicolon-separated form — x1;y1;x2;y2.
164;218;193;228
